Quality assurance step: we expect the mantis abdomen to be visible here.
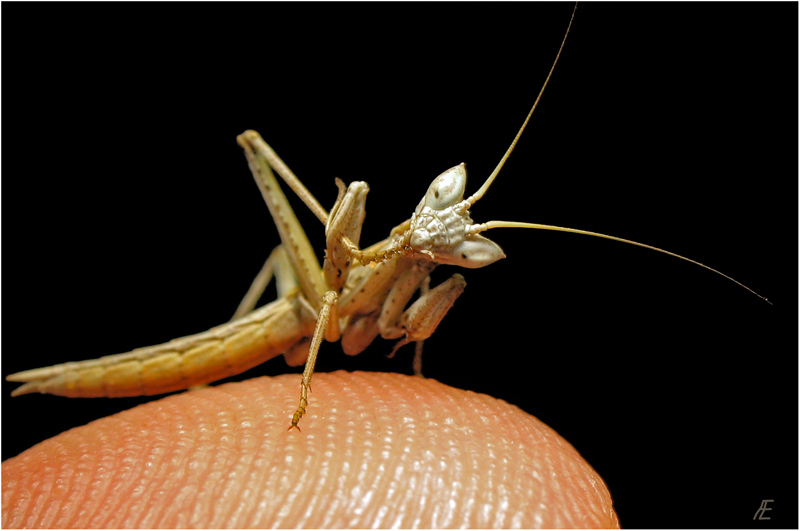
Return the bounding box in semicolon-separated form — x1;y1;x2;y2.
8;295;316;398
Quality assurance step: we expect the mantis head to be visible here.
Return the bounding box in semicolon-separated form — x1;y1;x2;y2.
399;158;770;303
396;1;767;303
401;161;769;303
404;163;506;269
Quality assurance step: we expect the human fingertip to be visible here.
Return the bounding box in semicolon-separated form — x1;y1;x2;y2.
3;371;618;528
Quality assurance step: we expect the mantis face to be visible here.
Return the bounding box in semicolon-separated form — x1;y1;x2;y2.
406;163;506;269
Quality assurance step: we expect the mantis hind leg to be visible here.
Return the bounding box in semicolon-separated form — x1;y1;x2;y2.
232;245;300;320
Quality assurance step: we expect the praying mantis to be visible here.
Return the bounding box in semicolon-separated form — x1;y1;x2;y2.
4;8;789;523
3;3;772;428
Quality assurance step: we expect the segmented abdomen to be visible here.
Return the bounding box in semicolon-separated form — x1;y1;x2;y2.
7;296;316;397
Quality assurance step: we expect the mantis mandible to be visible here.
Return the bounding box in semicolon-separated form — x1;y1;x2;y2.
5;5;770;431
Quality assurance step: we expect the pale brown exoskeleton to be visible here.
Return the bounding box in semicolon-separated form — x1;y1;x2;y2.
6;5;770;431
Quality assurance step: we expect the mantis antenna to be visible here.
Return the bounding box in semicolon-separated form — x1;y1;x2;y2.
472;221;771;304
462;2;769;304
466;3;578;207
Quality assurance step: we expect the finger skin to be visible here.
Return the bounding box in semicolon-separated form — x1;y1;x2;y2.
3;372;618;528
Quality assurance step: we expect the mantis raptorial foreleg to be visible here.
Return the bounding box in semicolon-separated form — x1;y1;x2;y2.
378;262;438;340
385;273;467;359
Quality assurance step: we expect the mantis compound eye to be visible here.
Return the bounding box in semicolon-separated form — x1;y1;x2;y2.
449;236;506;269
423;163;467;210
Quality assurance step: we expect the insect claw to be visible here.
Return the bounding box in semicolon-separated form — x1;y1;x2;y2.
290;396;308;430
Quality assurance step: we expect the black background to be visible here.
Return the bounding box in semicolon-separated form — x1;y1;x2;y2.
3;3;797;528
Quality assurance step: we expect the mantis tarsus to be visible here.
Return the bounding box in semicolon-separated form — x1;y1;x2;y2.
5;5;770;433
